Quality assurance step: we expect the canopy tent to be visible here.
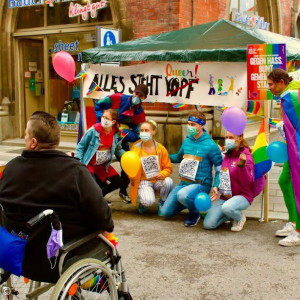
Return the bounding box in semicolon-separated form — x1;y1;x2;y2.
82;18;300;63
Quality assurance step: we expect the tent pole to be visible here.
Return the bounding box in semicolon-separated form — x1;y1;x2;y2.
263;99;271;222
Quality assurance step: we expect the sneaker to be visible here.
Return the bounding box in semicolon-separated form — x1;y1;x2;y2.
278;230;300;247
138;203;147;214
119;192;131;204
231;213;246;232
275;222;296;237
157;199;164;216
184;213;200;227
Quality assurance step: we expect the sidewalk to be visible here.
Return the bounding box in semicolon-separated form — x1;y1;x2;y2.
0;138;288;221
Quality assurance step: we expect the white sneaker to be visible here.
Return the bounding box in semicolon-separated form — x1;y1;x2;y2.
231;213;246;232
275;222;296;237
278;230;300;247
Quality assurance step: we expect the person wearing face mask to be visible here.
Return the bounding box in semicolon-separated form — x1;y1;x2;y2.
160;111;223;227
75;109;125;203
203;131;256;232
267;69;300;246
94;84;149;204
128;120;173;214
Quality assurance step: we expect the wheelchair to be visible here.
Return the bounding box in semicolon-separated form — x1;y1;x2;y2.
0;209;132;299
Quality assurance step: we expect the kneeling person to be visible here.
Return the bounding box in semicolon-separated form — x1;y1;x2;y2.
129;120;173;214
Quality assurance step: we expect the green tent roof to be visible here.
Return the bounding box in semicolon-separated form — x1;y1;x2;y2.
82;19;300;63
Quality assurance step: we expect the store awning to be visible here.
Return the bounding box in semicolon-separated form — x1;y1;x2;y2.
82;19;300;63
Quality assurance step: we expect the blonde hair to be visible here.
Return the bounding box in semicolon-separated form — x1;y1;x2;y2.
142;120;157;131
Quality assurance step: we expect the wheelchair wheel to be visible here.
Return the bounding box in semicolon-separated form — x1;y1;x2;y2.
0;274;33;299
51;258;117;300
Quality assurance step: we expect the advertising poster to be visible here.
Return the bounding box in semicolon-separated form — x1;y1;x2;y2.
247;44;286;100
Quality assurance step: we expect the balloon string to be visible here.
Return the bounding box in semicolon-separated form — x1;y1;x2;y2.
166;78;199;97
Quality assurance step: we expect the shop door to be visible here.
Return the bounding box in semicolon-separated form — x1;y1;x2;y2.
20;39;45;128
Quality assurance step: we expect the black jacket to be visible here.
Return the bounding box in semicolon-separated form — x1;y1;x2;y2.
0;149;114;240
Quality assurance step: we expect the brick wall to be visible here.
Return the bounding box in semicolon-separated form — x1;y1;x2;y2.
126;0;180;39
280;0;293;36
179;0;227;29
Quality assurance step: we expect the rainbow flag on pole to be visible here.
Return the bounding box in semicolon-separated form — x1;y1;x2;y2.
252;119;272;179
86;81;101;95
269;118;281;128
74;70;87;80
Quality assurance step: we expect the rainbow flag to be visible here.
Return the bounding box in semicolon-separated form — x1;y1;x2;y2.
86;81;101;95
217;105;227;111
247;101;260;114
252;119;272;179
172;103;187;109
269;118;281;128
74;70;87;80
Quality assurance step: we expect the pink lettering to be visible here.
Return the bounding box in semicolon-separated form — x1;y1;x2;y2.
68;0;107;20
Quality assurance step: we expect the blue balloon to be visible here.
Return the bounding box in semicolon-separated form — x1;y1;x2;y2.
266;141;288;163
194;192;211;211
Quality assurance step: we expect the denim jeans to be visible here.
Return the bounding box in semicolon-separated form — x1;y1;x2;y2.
160;182;210;218
203;195;250;229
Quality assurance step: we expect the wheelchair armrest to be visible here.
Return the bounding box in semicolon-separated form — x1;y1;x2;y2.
60;231;102;253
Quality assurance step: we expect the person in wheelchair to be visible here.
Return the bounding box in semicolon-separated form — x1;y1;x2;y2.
0;111;114;284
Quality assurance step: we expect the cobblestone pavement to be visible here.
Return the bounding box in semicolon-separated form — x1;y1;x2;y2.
1;142;299;299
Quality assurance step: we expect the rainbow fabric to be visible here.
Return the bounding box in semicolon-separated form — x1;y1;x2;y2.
247;101;260;114
172;103;187;109
104;233;119;247
280;83;300;214
86;81;101;95
217;105;227;111
252;119;273;179
74;70;87;80
269;118;281;128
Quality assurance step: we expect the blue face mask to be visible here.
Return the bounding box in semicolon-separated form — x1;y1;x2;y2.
225;139;236;150
132;96;141;105
187;125;198;136
140;132;151;142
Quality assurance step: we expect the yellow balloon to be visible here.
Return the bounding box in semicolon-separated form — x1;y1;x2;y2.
121;151;141;178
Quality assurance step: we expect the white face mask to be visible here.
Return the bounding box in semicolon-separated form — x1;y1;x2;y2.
132;96;141;105
225;139;236;150
101;117;113;128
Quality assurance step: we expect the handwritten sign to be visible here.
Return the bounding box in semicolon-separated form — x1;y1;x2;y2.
83;62;247;108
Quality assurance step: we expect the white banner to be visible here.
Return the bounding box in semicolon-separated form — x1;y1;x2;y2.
83;61;247;107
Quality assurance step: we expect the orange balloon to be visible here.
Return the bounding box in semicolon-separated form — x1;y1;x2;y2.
121;151;141;177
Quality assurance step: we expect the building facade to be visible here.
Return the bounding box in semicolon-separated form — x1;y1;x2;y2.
0;0;299;147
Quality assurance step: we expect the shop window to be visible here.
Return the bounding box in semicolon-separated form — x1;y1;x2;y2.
80;1;112;24
17;6;44;29
17;1;113;29
230;0;255;14
48;33;97;130
47;2;78;26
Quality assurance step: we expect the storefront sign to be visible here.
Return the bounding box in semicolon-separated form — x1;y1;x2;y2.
8;0;109;21
247;44;286;100
83;62;247;108
8;0;71;8
54;40;79;53
231;9;270;31
69;0;108;21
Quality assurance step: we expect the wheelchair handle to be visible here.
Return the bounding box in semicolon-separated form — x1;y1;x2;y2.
26;209;54;228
